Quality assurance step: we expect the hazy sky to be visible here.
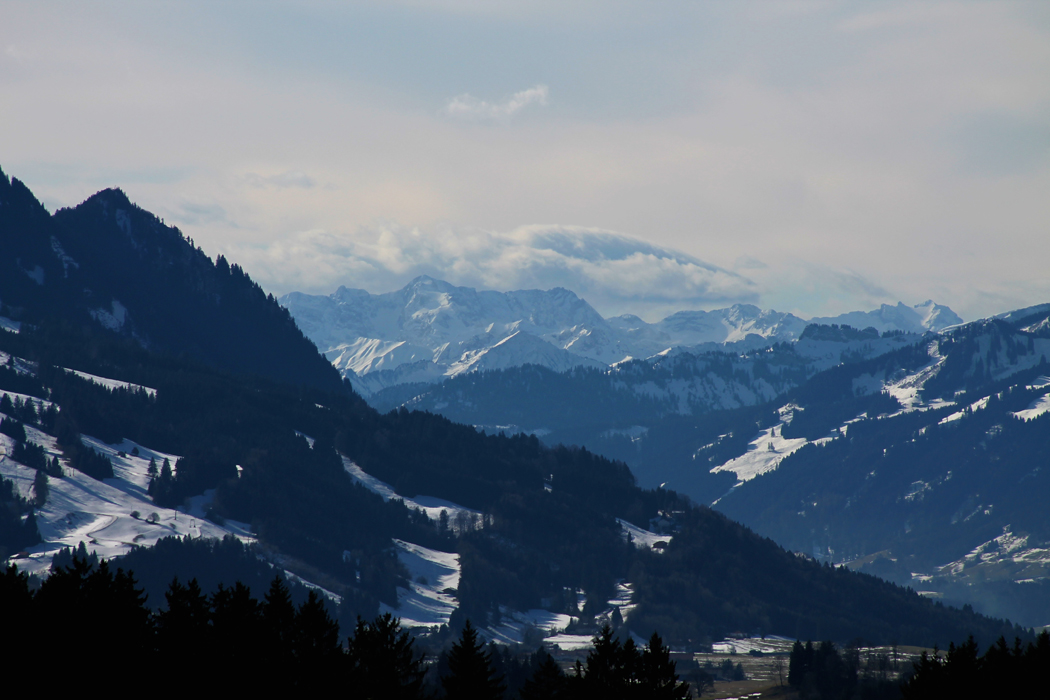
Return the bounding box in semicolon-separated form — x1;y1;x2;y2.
3;1;1048;321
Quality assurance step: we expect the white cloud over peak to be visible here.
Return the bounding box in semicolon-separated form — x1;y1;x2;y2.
228;223;757;318
443;84;549;120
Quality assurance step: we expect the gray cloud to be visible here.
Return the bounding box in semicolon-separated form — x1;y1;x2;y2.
228;223;758;317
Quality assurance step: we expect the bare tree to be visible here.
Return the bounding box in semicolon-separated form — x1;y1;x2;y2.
773;656;787;687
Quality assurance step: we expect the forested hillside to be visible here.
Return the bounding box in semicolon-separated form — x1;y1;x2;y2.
0;167;342;393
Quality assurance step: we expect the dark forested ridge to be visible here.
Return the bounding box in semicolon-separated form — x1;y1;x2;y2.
0;166;343;393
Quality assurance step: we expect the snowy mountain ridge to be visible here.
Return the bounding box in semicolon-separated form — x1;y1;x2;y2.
281;276;961;397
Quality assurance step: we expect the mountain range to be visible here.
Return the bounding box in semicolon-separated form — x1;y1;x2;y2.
0;166;1023;652
280;277;961;397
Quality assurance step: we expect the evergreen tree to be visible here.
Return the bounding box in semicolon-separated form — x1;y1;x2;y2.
576;625;638;695
210;581;264;658
263;574;298;687
264;575;296;645
156;577;211;651
292;589;341;659
150;457;175;505
291;590;342;691
22;509;41;545
638;632;690;699
442;620;506;700
346;612;428;700
32;468;48;506
0;564;33;636
520;650;568;700
0;416;26;442
789;639;815;688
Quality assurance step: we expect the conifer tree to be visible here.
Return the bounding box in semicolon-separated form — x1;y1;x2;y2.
639;632;690;699
578;625;636;693
442;620;506;700
157;576;211;652
520;650;568;700
293;590;341;659
263;576;296;645
32;469;48;506
346;612;428;700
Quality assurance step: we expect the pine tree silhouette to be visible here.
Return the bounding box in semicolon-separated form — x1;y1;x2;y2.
442;620;506;700
346;612;428;700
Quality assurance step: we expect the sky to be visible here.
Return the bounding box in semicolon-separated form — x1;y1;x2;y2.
2;1;1048;322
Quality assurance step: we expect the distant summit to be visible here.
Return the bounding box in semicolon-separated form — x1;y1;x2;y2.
810;300;962;335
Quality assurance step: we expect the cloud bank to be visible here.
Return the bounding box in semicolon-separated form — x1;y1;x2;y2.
230;224;757;318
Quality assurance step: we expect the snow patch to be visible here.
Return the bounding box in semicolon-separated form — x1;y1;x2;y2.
50;236;79;276
66;367;157;398
90;300;128;331
22;264;44;285
711;422;808;485
341;456;482;526
618;518;671;551
1012;393;1050;422
939;395;991;424
485;608;575;645
380;540;460;629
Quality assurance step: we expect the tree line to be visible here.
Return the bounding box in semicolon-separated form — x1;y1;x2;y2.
0;553;689;698
786;630;1050;700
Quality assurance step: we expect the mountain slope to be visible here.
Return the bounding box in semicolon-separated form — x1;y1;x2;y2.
714;310;1050;625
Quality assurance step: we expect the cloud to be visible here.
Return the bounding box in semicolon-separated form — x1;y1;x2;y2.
229;223;758;318
443;84;549;120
